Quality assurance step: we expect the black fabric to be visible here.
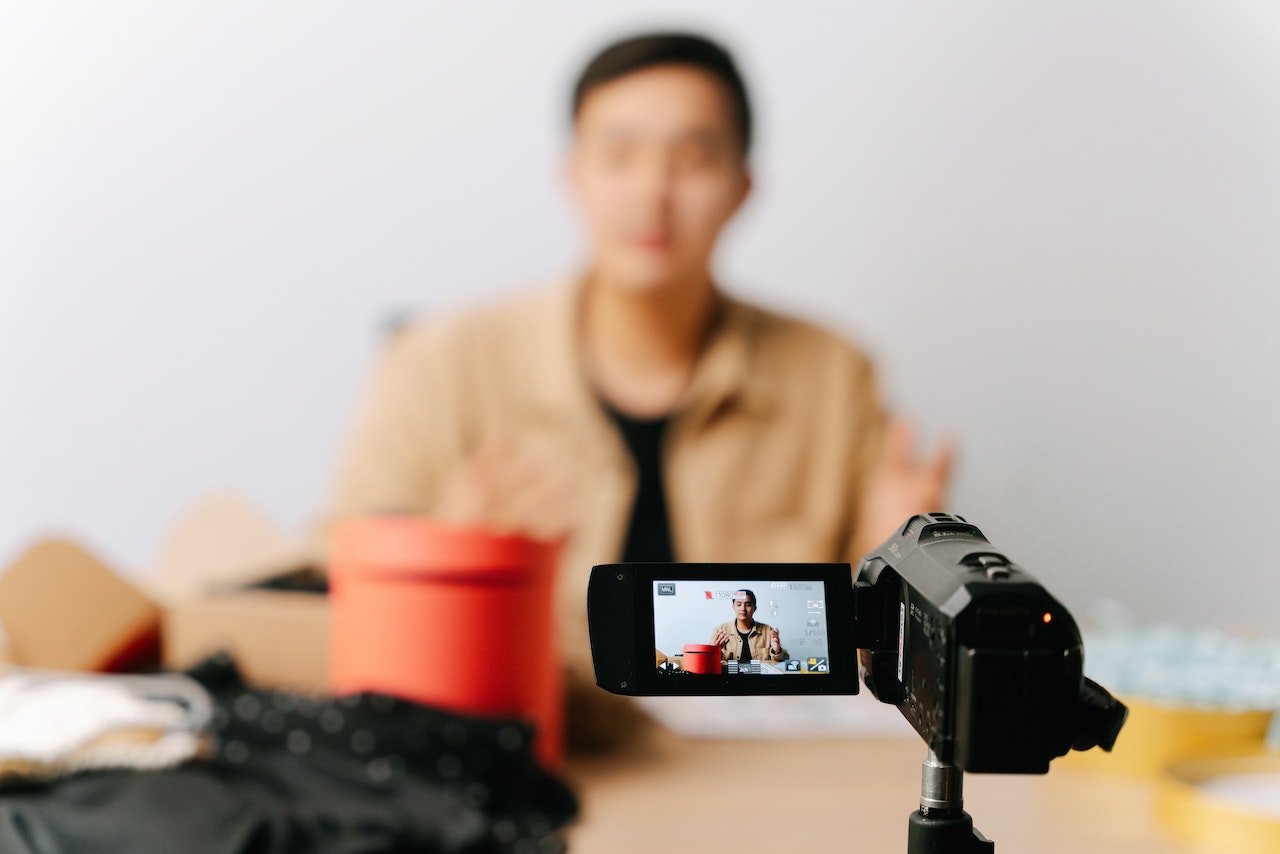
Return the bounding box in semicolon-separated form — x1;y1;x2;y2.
0;655;577;854
736;629;751;663
604;403;675;563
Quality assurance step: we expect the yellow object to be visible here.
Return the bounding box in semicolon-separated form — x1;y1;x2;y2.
1063;695;1272;777
1157;752;1280;853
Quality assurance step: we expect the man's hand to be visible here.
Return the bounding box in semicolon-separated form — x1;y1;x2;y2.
768;627;781;655
434;437;580;542
855;417;955;558
711;628;731;648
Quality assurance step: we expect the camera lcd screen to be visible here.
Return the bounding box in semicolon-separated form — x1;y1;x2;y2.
588;562;858;696
653;579;832;676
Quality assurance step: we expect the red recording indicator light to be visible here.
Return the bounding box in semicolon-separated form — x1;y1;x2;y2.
1042;612;1053;624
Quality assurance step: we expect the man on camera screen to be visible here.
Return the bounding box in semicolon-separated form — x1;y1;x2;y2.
710;589;788;663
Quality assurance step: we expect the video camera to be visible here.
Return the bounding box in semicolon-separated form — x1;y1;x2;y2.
587;514;1128;852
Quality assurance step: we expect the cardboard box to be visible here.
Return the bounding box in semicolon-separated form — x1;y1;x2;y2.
147;493;317;601
162;590;331;693
0;495;329;690
147;492;331;693
0;539;160;671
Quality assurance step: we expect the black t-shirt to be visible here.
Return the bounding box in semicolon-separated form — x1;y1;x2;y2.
737;628;752;662
604;403;675;564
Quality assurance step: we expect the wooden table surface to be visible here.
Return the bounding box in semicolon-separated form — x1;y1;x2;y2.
563;732;1204;854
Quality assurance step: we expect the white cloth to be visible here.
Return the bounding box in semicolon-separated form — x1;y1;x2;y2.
0;669;212;780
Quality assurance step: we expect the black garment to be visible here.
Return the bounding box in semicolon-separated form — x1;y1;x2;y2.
0;655;577;854
737;629;752;663
604;403;675;563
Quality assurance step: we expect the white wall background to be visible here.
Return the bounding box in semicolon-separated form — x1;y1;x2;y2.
2;2;1278;629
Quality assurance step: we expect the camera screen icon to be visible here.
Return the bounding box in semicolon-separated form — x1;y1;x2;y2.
805;657;829;673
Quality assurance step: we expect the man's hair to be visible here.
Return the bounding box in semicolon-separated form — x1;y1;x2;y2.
733;589;757;606
571;32;753;154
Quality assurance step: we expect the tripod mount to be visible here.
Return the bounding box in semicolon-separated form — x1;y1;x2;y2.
906;751;994;854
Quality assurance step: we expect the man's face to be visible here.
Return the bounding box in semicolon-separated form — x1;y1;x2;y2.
568;64;751;292
732;593;756;624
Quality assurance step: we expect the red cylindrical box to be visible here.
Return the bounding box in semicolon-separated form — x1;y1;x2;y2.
682;643;723;675
329;516;563;767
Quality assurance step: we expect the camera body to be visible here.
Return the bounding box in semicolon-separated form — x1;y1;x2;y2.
856;513;1086;773
587;514;1126;774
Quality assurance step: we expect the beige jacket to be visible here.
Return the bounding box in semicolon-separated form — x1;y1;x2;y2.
711;621;789;663
327;280;884;689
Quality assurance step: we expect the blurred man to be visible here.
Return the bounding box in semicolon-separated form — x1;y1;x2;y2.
710;590;788;663
328;32;951;745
